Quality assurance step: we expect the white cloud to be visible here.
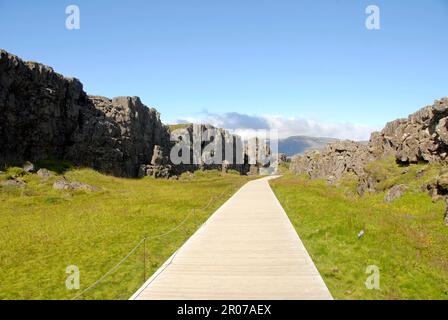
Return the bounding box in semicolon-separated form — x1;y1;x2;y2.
177;111;379;141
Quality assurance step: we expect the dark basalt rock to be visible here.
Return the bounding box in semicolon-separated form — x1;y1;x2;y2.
0;49;170;177
0;49;265;178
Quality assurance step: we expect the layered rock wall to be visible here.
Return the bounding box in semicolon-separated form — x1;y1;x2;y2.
291;98;448;184
370;98;448;164
0;50;86;164
290;141;372;183
164;124;266;176
0;49;267;178
0;50;170;177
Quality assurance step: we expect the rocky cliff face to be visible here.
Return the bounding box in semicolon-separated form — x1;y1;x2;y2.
0;49;270;178
169;124;246;175
290;141;373;184
66;96;170;177
369;98;448;164
0;50;170;177
291;98;448;187
159;123;268;177
0;50;86;164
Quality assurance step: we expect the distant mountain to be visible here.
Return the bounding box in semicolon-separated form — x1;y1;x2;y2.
278;136;339;156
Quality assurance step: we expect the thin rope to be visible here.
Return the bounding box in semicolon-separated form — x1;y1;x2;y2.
71;237;146;300
71;185;232;300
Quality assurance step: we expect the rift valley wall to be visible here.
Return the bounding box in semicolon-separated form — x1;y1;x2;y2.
0;50;169;177
0;50;265;177
290;98;448;189
369;98;448;163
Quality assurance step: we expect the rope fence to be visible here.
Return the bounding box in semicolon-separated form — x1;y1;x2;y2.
71;185;233;300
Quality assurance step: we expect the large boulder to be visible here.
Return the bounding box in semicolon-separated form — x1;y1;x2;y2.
22;161;35;173
37;168;52;179
0;179;26;188
138;145;172;178
53;178;99;191
384;184;407;203
151;145;164;166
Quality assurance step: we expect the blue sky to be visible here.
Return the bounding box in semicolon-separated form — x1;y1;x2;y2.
1;0;447;139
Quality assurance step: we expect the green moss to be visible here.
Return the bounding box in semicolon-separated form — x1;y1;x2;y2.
363;156;429;191
337;171;359;196
277;161;290;174
193;169;221;177
4;166;27;179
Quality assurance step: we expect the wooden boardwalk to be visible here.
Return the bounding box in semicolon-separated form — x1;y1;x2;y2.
131;176;332;300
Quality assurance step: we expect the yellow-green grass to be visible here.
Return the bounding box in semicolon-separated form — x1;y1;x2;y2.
167;123;192;131
0;166;252;300
277;161;290;174
270;161;448;299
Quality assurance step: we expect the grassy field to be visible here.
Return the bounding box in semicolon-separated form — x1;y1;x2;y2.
270;159;448;299
167;123;192;131
0;164;252;300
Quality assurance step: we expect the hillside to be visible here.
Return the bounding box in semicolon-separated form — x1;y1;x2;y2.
278;135;339;156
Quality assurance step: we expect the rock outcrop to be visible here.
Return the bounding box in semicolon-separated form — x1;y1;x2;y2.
66;95;170;177
0;49;271;178
37;168;52;179
291;98;448;185
0;50;86;165
370;98;448;164
167;124;264;176
23;161;36;173
0;50;170;177
0;179;26;188
290;140;373;183
53;178;100;192
138;145;172;178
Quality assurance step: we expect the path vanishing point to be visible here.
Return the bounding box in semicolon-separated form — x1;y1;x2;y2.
131;176;332;300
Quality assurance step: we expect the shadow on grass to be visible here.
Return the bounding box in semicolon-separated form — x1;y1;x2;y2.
2;158;73;174
34;159;73;174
